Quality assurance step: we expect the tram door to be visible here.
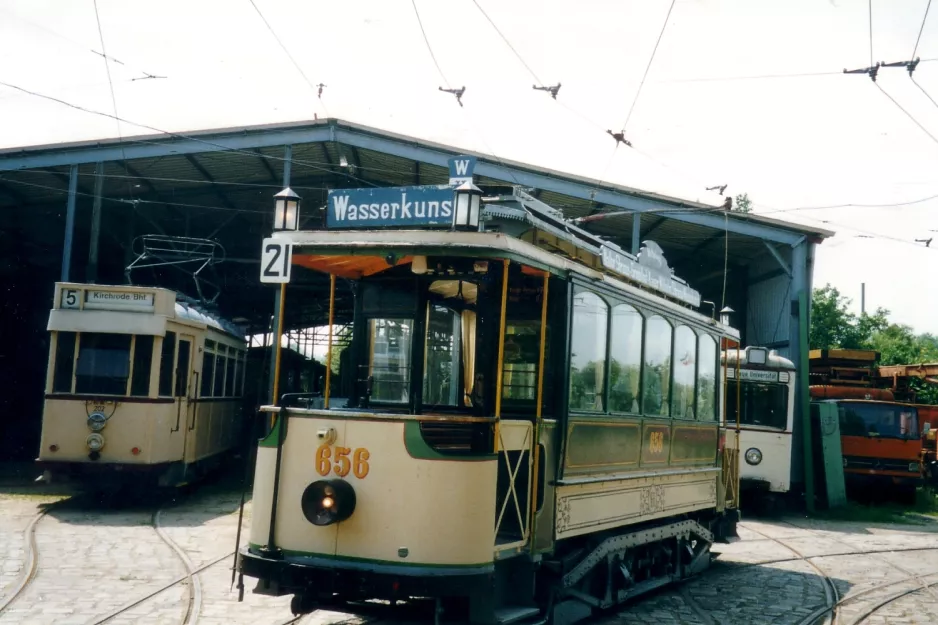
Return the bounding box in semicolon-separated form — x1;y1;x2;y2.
175;336;194;455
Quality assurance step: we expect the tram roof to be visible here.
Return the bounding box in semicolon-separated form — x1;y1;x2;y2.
1;118;833;331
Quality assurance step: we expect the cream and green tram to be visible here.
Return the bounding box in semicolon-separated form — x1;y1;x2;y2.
722;346;797;513
36;282;248;489
238;185;741;623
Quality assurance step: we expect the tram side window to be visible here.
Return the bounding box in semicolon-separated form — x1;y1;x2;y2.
158;332;177;397
368;319;413;403
75;333;132;395
52;331;77;393
424;305;461;407
225;353;236;398
201;351;215;397
696;335;717;421
609;304;643;414
130;336;154;397
569;291;608;412
642;316;672;417
502;321;546;403
214;347;226;397
671;325;697;419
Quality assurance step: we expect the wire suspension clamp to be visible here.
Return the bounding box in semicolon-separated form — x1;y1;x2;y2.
439;86;466;107
606;129;632;147
532;83;561;99
843;62;880;81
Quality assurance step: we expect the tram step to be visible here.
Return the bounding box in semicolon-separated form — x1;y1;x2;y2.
494;606;543;625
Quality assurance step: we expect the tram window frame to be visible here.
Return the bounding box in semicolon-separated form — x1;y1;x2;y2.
696;334;718;421
130;335;155;397
213;346;227;397
726;380;789;430
201;349;215;397
670;324;697;420
74;332;133;396
642;315;673;418
158;332;177;397
568;289;609;414
608;304;644;416
423;302;462;409
366;317;414;405
52;331;77;393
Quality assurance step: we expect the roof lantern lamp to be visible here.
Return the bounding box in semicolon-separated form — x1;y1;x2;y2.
273;187;301;231
453;181;483;231
720;306;735;327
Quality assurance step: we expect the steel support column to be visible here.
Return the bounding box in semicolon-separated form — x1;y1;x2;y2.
267;144;293;404
87;162;104;283
60;164;78;282
790;238;814;511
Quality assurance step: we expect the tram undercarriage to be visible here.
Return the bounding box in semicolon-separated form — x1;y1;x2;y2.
241;510;737;625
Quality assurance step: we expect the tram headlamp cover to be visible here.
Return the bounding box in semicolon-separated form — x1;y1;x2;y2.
301;479;356;526
86;433;105;452
87;412;107;432
744;447;763;465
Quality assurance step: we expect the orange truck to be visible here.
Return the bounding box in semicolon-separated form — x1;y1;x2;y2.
875;364;938;485
810;392;923;502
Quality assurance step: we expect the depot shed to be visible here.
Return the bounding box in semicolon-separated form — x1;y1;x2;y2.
0;118;832;459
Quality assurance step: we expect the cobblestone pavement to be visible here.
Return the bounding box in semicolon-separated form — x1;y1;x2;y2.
3;477;938;625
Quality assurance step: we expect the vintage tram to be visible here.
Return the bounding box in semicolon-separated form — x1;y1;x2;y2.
237;180;741;624
36;281;249;488
722;346;796;513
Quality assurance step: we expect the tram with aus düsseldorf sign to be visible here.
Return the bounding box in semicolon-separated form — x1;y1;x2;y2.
237;159;742;624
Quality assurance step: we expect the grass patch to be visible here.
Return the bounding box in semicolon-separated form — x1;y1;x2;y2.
811;488;938;525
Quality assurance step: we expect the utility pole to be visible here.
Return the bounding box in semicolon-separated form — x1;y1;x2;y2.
861;283;866;315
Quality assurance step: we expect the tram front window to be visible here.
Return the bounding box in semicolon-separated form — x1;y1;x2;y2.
75;333;132;395
424;304;460;407
725;381;789;430
368;318;413;403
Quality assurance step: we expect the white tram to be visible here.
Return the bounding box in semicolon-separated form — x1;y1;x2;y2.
237;182;742;624
36;282;248;488
722;346;796;510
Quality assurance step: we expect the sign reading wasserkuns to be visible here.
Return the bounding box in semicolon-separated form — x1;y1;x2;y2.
327;185;457;229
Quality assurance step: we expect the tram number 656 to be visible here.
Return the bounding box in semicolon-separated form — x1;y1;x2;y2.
649;431;665;454
315;445;370;479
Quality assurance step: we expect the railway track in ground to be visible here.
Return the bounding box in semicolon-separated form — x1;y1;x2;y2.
86;502;233;625
0;505;54;614
740;524;840;625
778;519;938;625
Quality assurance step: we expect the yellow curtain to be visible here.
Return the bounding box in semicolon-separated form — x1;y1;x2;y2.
461;309;477;406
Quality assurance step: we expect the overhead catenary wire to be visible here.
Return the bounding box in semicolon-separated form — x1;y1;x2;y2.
912;0;933;60
619;0;677;133
411;0;450;88
874;81;938;148
470;0;544;87
247;0;329;116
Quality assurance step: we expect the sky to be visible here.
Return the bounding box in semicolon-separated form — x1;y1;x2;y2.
2;0;938;334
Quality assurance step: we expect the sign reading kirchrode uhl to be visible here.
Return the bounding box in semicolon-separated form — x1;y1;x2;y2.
327;185;456;229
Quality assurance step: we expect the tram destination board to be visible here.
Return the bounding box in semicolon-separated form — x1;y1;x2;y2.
327;184;456;229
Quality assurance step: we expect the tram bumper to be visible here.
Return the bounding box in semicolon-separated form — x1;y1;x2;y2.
238;547;493;605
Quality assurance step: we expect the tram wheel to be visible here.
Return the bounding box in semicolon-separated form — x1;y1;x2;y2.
290;593;317;616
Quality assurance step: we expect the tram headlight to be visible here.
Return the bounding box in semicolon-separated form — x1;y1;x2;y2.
87;412;107;432
86;433;105;452
301;479;356;526
744;447;763;466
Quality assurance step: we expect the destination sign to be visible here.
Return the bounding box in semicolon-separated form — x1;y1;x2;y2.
728;369;780;383
84;290;155;311
327;185;456;229
600;242;701;308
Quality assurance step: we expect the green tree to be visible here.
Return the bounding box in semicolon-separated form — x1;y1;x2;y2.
732;193;752;213
868;324;938;366
809;284;888;350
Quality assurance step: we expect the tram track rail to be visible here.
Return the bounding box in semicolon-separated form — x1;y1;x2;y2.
739;524;840;625
0;507;51;614
778;519;938;625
